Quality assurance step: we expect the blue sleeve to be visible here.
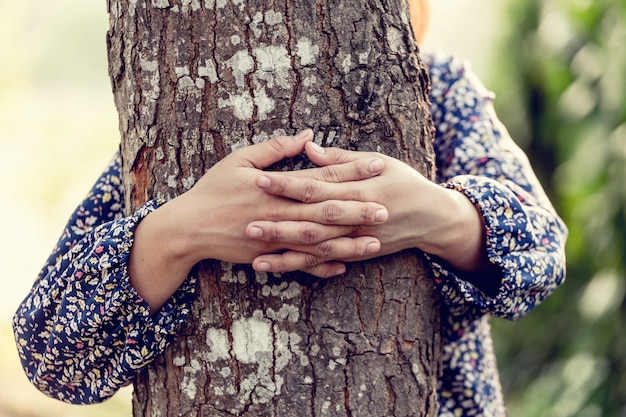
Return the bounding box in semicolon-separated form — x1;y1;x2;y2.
12;152;197;404
424;54;568;321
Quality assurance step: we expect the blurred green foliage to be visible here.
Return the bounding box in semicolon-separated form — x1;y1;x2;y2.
489;0;626;416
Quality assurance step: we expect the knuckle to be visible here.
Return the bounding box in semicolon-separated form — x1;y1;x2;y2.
303;253;320;269
306;264;331;278
267;227;282;243
300;224;320;244
352;161;368;179
301;181;321;203
267;206;286;221
315;240;335;258
360;204;376;223
319;166;341;183
347;188;365;201
276;259;290;272
354;241;368;257
322;202;343;223
268;136;288;154
326;147;350;164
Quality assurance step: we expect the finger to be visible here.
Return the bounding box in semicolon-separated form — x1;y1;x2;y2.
253;236;381;272
253;254;346;278
257;173;382;204
246;221;355;245
281;155;384;184
266;200;388;224
237;129;314;169
305;141;377;167
305;262;347;279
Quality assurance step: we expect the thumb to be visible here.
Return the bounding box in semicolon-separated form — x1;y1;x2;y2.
239;129;313;169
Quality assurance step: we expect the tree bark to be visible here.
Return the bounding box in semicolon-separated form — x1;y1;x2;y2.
107;0;440;415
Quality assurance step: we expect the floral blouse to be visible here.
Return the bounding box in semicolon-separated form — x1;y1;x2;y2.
13;53;567;416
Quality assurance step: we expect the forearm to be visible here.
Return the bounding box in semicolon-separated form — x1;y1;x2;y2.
420;187;491;274
129;197;200;312
13;201;195;403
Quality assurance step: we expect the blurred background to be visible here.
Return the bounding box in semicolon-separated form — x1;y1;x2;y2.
0;0;623;416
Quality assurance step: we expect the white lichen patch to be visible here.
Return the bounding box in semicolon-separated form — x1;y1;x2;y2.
331;346;342;357
266;303;300;322
152;0;170;9
264;10;283;25
386;26;404;54
226;49;254;88
180;359;202;400
303;75;317;87
401;11;409;25
177;75;197;93
232;0;245;11
129;0;138;16
253;45;291;89
182;176;196;190
231;314;273;363
296;37;319;66
306;95;318;105
255;272;268;285
231;34;241;45
250;12;263;38
173;356;186;367
206;327;230;362
218;91;254;121
204;0;215;10
261;281;302;299
198;59;219;83
275;329;309;372
253;87;276;121
139;57;160;100
175;65;190;77
219;262;248;283
181;0;201;11
341;54;352;74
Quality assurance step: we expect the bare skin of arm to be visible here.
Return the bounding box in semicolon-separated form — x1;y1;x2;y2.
129;130;390;311
248;141;492;276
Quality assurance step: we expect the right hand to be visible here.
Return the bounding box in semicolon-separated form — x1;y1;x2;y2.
129;130;387;311
173;129;389;267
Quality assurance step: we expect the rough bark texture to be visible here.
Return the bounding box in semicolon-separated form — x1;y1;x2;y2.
107;0;440;415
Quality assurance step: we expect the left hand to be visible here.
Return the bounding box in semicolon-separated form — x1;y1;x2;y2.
249;141;487;275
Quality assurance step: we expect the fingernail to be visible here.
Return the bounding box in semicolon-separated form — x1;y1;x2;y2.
248;226;263;238
367;241;381;254
369;158;384;173
310;142;325;155
295;129;311;140
256;261;271;272
375;209;388;222
257;175;271;189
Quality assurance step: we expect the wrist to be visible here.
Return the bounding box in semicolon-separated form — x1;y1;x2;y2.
129;198;200;311
420;187;488;273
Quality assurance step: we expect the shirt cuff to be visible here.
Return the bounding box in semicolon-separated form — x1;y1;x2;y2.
426;175;534;318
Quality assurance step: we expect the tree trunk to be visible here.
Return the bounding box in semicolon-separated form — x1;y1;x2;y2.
107;0;439;415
